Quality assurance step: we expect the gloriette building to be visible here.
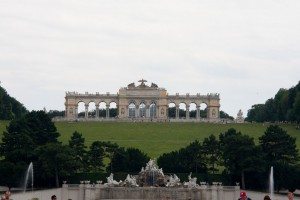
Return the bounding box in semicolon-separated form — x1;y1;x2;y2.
64;79;220;121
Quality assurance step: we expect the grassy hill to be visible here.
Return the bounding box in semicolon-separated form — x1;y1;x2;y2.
1;120;300;159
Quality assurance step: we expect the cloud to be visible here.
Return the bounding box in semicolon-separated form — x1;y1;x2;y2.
0;0;300;116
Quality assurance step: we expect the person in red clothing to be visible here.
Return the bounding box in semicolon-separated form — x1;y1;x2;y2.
238;191;252;200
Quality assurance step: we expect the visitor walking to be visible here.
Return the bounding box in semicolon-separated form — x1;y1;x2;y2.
264;195;271;200
51;195;57;200
288;192;294;200
238;191;252;200
1;191;11;200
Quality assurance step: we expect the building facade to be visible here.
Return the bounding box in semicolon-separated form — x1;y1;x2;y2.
64;80;220;121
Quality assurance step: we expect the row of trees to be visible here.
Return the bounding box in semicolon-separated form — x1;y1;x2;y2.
247;81;300;122
0;111;149;188
0;111;299;191
158;126;299;190
0;85;28;120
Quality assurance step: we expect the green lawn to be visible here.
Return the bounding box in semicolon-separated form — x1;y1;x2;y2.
1;120;300;159
55;121;300;159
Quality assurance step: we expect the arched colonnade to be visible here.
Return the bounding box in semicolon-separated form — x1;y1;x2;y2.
65;80;220;121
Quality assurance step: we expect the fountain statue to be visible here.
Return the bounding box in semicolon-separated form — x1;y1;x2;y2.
60;159;240;200
166;174;181;187
104;173;122;186
183;172;198;188
136;159;166;187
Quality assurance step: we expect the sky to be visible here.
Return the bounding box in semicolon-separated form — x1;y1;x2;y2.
1;0;300;117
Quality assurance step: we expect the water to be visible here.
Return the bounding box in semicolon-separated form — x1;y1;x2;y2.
23;162;34;193
270;166;274;200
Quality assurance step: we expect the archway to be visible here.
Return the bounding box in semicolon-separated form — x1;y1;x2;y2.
99;102;106;118
139;103;146;118
77;102;85;118
128;103;135;118
150;103;156;118
189;103;197;118
168;103;176;118
88;102;96;118
109;102;117;118
200;103;208;118
179;103;187;118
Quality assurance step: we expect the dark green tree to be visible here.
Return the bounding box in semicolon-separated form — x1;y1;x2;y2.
259;125;299;166
178;140;207;173
110;147;149;172
0;111;60;163
99;141;120;173
0;110;61;187
86;141;105;172
202;134;220;174
219;128;265;189
259;125;299;190
0;86;27;120
68;131;87;171
157;151;184;173
35;143;78;187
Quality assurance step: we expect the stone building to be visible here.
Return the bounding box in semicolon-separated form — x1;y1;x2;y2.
64;79;220;121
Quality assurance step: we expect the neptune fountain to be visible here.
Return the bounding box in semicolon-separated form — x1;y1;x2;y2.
60;159;240;200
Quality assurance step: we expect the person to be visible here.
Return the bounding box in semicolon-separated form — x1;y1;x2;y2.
238;191;252;200
1;191;11;200
51;195;57;200
288;192;294;200
264;195;271;200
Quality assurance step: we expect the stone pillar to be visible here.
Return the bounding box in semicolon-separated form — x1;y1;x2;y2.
156;105;159;118
196;105;200;120
61;183;69;200
135;106;139;118
65;105;68;119
106;105;110;118
146;105;150;118
176;105;179;119
78;183;85;200
75;105;78;119
85;104;89;119
95;105;99;118
186;105;190;119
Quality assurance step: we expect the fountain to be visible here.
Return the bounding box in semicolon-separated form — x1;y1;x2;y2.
23;162;34;193
61;159;240;200
270;166;274;200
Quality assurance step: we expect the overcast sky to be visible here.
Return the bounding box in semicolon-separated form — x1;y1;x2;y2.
1;0;300;117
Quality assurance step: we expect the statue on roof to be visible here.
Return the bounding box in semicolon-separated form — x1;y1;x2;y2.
138;79;147;86
151;82;158;88
128;82;135;88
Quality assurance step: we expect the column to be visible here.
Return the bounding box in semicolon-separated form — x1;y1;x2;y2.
95;105;99;119
186;105;190;119
106;105;110;119
175;105;179;119
156;105;159;118
146;105;150;118
135;106;139;118
75;105;78;119
196;105;200;120
65;105;68;119
85;104;88;119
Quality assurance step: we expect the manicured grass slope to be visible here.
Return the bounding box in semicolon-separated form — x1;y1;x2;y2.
1;120;299;159
55;122;300;159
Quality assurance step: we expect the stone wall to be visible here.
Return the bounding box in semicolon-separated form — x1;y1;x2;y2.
61;184;240;200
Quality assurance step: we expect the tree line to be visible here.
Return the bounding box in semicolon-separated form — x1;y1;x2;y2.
0;110;299;191
246;81;300;122
0;85;28;120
